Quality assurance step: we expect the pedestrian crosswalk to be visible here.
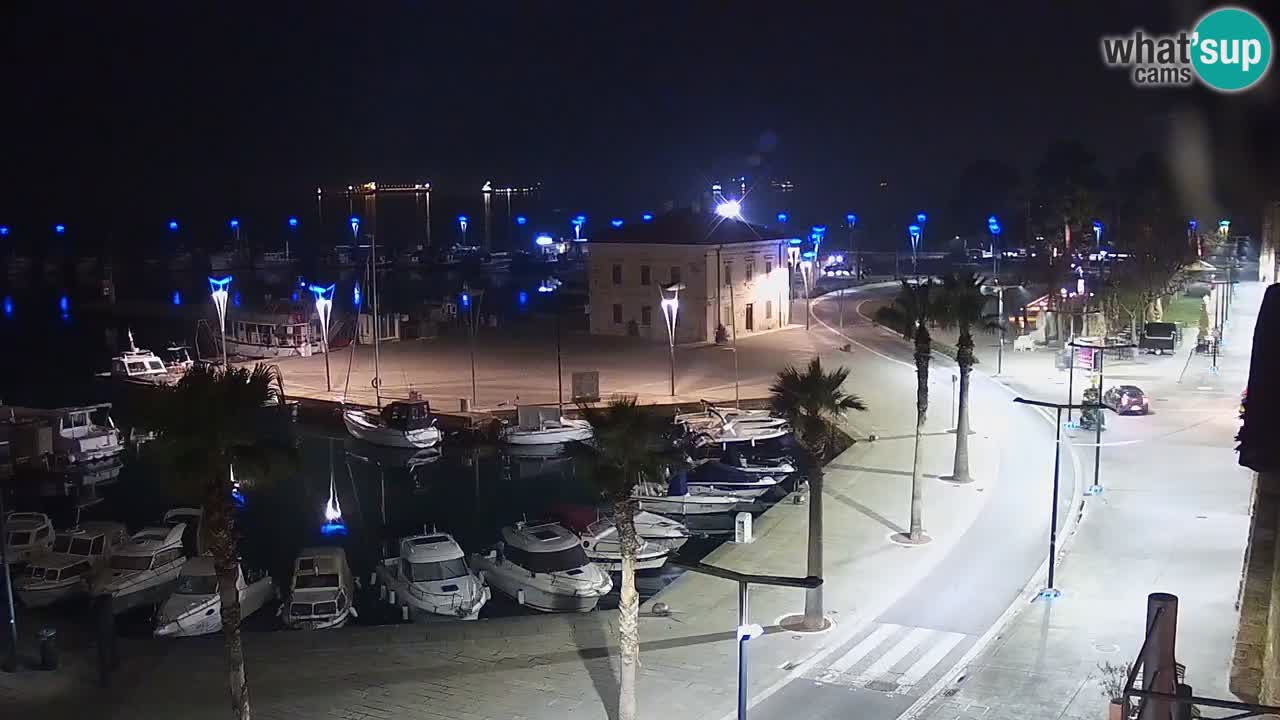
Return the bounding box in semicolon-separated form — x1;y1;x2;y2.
813;623;972;694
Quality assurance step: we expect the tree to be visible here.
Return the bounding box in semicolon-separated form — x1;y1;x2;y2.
934;272;990;484
144;364;295;720
770;357;867;629
577;396;679;720
874;280;933;542
1032;141;1107;342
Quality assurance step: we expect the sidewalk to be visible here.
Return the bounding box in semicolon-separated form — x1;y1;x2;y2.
0;308;1007;720
909;282;1263;720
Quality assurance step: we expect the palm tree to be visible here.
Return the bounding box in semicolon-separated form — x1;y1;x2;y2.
769;357;866;630
577;396;679;720
874;280;933;543
934;272;989;484
145;364;295;720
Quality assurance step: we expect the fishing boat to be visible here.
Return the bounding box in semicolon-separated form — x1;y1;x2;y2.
91;523;189;614
106;335;172;386
154;557;275;637
15;521;128;608
376;531;490;620
633;473;742;516
3;512;54;563
284;546;356;630
343;400;441;449
0;404;123;466
471;521;612;613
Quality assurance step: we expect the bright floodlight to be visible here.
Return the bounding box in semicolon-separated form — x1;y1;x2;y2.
535;234;554;247
715;200;742;219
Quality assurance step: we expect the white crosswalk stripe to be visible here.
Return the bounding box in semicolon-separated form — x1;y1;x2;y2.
814;623;971;693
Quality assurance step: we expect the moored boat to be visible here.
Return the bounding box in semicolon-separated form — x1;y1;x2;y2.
471;521;612;613
154;557;275;637
343;400;442;449
15;521;128;608
3;512;54;564
375;531;490;620
284;546;356;630
91;523;189;614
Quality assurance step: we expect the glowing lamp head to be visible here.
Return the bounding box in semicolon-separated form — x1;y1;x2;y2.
916;213;927;224
229;218;239;230
1188;219;1198;230
460;292;470;309
909;224;921;239
349;216;360;236
3;296;13;316
776;212;789;224
788;238;802;246
1092;221;1103;233
715;200;742;219
846;213;857;226
611;218;624;228
353;283;362;306
0;226;8;236
59;295;69;313
988;215;998;225
517;290;528;306
641;213;654;222
574;215;586;224
168;220;179;231
54;224;66;234
171;291;181;306
515;215;527;226
801;250;817;260
535;234;554;247
288;217;299;228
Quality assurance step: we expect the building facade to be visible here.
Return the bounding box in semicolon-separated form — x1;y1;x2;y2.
586;211;794;343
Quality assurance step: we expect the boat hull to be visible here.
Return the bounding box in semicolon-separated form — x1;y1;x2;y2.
223;337;322;360
344;410;441;449
18;581;86;608
471;556;611;613
502;421;593;446
375;562;490;620
283;608;352;631
636;495;741;516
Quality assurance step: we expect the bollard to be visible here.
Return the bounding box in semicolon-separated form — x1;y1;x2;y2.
38;627;58;671
517;588;526;605
370;572;377;587
401;605;409;622
379;585;387;601
388;590;397;605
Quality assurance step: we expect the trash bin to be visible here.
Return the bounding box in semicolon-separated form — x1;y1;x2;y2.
38;627;58;671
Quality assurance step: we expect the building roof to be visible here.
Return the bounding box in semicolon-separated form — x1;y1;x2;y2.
590;208;791;247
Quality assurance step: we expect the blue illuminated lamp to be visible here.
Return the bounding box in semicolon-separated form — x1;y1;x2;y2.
810;225;827;237
3;296;12;317
349;216;360;237
908;224;922;240
517;290;528;306
776;212;789;224
642;213;654;222
168;220;179;231
575;214;586;223
288;216;299;228
353;282;362;307
535;234;554;247
846;213;857;226
989;221;1002;236
515;215;528;226
987;215;998;226
0;226;9;236
232;291;241;308
1092;220;1104;245
788;238;803;245
460;292;471;310
229;218;239;230
611;218;624;228
801;250;817;260
59;295;69;313
458;215;469;232
1188;219;1198;231
172;291;182;306
54;224;66;234
916;213;927;224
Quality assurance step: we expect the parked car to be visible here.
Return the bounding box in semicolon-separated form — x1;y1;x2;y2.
1103;385;1150;415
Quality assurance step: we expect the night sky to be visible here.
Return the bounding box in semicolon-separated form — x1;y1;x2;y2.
2;1;1277;240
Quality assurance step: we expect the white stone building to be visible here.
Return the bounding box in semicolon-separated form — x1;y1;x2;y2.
586;210;794;343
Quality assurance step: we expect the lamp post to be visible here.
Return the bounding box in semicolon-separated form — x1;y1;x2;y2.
538;278;565;413
915;212;927;256
309;283;335;392
229;218;241;256
799;254;815;331
908;223;922;275
1069;338;1134;495
209;276;232;369
661;283;684;396
460;287;483;408
572;215;586;241
458;215;469;246
987;216;1002;277
1012;396;1095;598
287;216;299;260
845;213;858;280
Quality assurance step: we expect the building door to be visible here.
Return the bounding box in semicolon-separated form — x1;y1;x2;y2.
745;303;754;332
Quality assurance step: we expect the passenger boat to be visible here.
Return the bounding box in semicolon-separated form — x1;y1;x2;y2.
91;523;189;614
375;531;490;620
343;400;441;449
284;546;356;630
471;521;612;613
0;403;123;466
154;557;275;637
15;521;128;608
3;512;54;564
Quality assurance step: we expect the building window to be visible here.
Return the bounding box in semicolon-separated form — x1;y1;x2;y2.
765;260;773;275
724;264;732;286
745;260;754;282
766;300;773;319
640;265;651;286
612;304;623;324
641;305;653;326
612;264;623;285
670;265;681;285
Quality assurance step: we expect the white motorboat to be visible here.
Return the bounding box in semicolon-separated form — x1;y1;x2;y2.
3;512;54;564
686;476;779;499
579;518;671;573
674;402;781;429
343;400;441;449
632;511;691;553
0;404;123;466
285;546;356;630
502;417;593;446
163;507;206;556
471;521;612;613
633;474;743;516
103;331;188;387
691;420;791;449
91;524;189;614
154;557;275;637
15;522;128;608
376;531;490;620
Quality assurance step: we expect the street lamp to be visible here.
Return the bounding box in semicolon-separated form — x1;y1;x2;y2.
168;220;179;232
1012;396;1098;598
776;211;789;224
308;283;335;392
572;215;586;241
458;215;469;245
611;218;624;228
1218;219;1231;237
209;276;232;369
908;223;922;275
660;283;684;396
460;287;483;408
988;216;1002;276
539;278;567;414
716;200;742;220
287;216;298;260
810;225;826;261
915;212;927;254
1068;338;1134;495
799;253;816;331
641;213;654;223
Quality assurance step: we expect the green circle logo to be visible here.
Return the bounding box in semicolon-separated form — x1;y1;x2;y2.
1191;7;1273;92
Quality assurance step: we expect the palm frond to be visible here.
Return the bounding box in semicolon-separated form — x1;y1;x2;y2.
769;357;866;463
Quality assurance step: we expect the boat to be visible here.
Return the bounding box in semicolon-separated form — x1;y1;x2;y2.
0;404;123;466
343;400;441;449
579;518;672;572
163;507;206;556
687;460;787;498
154;557;275;637
501;417;593;446
689;420;790;449
552;504;689;556
375;531;490;620
471;521;613;613
3;512;55;564
284;546;356;630
15;521;128;608
633;473;743;516
217;302;328;360
674;402;780;429
91;523;189;614
107;343;172;385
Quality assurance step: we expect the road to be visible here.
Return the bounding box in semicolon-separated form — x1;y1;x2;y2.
739;284;1083;719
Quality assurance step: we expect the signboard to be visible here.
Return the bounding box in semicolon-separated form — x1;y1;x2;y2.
572;371;600;403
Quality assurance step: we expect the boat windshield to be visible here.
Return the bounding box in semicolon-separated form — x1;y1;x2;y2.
109;554;153;571
53;536;94;555
408;558;469;582
525;546;590;574
6;531;31;546
175;573;219;595
294;573;340;590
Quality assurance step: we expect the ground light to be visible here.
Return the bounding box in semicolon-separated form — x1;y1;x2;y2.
209;276;232;368
799;256;815;331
